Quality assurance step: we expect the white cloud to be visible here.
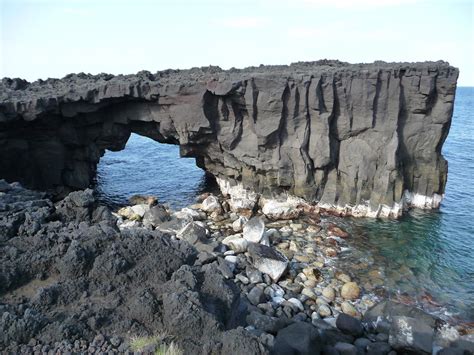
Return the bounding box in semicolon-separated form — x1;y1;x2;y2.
211;16;269;29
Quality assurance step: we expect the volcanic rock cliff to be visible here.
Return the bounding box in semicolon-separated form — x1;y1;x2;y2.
0;60;459;217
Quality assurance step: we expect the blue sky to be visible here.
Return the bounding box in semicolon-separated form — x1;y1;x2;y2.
1;0;473;85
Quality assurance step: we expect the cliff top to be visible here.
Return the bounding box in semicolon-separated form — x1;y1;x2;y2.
1;60;456;102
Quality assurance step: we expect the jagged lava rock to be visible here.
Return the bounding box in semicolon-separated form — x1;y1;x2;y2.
0;61;458;217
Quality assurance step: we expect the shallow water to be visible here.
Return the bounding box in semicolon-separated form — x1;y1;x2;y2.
94;87;474;322
335;87;474;322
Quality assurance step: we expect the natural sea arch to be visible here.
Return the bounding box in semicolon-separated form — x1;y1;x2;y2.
93;133;216;209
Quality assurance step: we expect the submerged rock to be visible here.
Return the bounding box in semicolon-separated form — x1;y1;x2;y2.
341;282;361;300
389;316;434;354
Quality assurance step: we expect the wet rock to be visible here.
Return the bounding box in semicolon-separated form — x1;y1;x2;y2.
322;286;336;302
341;301;359;317
247;243;288;282
319;304;332;318
388;316;434;354
341;282;361;300
273;322;322;355
366;341;393;354
334;342;358;355
437;348;466;355
354;337;371;352
243;217;265;243
324;247;338;257
321;345;339;355
336;313;364;337
302;288;317;300
128;194;157;206
336;272;352;283
328;224;350;238
449;334;474;354
363;300;437;328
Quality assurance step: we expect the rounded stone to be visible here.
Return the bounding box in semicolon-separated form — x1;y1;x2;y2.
324;247;338;257
318;304;332;317
341;282;360;300
341;301;359;317
302;288;317;300
336;273;352;283
322;286;336;302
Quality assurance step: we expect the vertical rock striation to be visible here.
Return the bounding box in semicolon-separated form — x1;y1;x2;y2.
0;60;459;217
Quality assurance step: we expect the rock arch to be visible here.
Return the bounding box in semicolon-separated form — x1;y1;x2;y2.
0;61;459;217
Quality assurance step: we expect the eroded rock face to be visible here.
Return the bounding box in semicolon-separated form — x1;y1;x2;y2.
0;60;459;217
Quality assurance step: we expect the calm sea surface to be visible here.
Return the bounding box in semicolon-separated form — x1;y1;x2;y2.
95;87;473;322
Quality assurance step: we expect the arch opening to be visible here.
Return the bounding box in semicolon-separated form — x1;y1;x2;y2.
93;133;217;209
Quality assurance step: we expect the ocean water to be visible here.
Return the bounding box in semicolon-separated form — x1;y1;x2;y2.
335;87;474;322
94;138;215;209
94;87;474;322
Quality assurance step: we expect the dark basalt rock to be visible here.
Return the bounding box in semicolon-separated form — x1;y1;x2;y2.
0;181;265;354
0;60;459;217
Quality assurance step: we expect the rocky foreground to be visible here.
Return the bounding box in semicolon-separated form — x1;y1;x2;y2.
0;60;459;218
1;180;473;354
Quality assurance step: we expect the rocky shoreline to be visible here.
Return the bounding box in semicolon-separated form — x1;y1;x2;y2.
1;180;473;354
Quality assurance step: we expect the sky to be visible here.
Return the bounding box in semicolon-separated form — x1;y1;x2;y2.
1;0;473;86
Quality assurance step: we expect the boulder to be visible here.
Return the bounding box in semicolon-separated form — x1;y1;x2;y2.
247;243;288;282
341;282;360;300
201;195;222;213
247;286;266;306
388;316;434;354
322;286;336;302
262;200;301;220
232;216;248;232
273;322;322;355
334;342;357;355
336;313;364;337
128;194;157;206
117;206;141;221
176;222;207;245
246;311;290;334
243;217;265;243
228;238;248;253
142;204;170;227
130;204;149;217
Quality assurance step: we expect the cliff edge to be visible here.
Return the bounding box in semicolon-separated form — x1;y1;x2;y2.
0;60;459;217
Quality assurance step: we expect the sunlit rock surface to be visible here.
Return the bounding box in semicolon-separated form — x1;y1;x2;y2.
0;60;458;217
